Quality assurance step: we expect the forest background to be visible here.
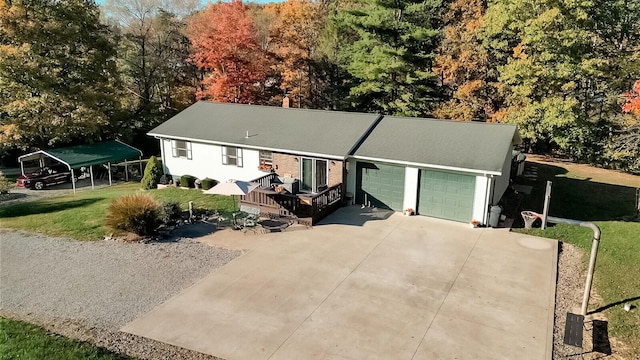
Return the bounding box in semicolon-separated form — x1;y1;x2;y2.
2;0;640;173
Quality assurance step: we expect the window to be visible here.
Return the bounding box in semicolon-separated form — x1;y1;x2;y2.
222;146;243;167
172;140;192;159
259;150;273;166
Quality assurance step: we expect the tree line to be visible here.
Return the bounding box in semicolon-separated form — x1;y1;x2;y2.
1;0;639;172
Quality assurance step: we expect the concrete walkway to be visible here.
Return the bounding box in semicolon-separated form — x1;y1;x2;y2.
122;207;557;360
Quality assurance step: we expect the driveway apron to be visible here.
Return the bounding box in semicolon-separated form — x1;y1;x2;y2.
122;207;557;360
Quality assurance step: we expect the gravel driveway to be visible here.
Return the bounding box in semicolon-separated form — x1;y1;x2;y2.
0;230;241;359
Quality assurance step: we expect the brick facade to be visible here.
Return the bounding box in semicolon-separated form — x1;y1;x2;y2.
272;152;343;188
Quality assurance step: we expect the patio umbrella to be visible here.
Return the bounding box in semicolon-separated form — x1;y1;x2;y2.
204;179;259;210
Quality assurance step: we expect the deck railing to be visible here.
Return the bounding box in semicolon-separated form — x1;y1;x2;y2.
240;174;343;225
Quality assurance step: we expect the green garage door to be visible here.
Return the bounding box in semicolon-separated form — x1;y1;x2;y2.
356;162;405;211
418;169;475;222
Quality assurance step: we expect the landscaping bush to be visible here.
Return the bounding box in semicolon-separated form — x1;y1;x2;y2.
180;174;197;188
201;178;218;190
105;193;161;236
160;201;182;225
140;156;163;190
159;174;172;185
0;172;12;194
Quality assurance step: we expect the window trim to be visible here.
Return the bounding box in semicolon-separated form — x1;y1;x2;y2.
171;140;192;159
222;146;243;167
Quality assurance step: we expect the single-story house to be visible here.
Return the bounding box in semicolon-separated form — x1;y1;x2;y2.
148;101;521;225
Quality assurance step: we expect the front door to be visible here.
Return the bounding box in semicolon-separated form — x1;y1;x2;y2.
300;157;327;193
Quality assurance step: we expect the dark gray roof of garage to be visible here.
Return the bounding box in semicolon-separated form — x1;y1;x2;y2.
148;101;381;159
353;116;521;174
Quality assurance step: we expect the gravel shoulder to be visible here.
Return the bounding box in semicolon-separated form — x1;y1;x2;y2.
553;242;622;359
0;230;241;359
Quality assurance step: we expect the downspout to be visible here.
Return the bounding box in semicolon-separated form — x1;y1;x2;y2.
546;216;601;316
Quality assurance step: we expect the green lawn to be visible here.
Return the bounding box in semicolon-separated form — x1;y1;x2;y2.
0;183;235;240
0;317;131;360
515;159;640;356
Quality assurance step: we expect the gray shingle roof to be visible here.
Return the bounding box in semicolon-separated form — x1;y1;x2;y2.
148;101;381;159
353;116;521;174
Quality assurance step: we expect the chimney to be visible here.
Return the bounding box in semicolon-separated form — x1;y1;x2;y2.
282;95;290;108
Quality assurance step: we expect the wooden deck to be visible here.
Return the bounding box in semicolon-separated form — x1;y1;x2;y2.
239;173;343;226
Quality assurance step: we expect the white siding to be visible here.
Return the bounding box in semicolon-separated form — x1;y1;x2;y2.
160;139;265;182
472;175;490;224
492;144;514;204
402;167;419;211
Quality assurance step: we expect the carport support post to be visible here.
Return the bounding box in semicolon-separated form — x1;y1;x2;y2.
542;181;552;229
547;216;601;316
71;169;76;194
108;162;112;186
89;165;95;189
125;160;129;182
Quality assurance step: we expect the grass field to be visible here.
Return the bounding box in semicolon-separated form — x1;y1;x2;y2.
0;183;235;240
515;156;640;356
0;317;130;360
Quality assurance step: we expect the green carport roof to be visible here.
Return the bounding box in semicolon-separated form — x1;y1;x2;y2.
18;140;143;169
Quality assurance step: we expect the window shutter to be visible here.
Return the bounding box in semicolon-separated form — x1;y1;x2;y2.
237;148;243;167
187;141;192;160
221;146;227;165
172;140;178;157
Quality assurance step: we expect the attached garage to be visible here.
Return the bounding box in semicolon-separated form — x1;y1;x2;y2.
356;162;405;211
349;115;521;225
417;169;475;222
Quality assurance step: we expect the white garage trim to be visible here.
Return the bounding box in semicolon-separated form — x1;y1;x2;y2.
403;167;419;211
351;155;502;176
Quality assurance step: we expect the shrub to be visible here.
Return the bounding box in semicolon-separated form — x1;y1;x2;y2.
105;193;161;236
159;174;172;185
141;156;163;190
180;174;197;188
0;172;12;194
160;201;182;225
201;177;218;190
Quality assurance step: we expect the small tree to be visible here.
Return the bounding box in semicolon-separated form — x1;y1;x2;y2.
141;156;163;190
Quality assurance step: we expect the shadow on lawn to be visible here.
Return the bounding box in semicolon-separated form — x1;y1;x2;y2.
0;198;105;218
517;162;639;222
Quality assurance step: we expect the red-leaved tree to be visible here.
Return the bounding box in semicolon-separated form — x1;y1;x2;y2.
622;80;640;115
188;0;267;103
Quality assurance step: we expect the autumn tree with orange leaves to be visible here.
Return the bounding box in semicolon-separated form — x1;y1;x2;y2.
434;0;492;122
265;0;325;108
188;0;267;103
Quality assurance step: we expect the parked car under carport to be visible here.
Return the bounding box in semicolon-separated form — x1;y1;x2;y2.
16;165;73;190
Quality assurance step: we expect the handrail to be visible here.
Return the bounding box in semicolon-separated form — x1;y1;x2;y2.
546;216;601;316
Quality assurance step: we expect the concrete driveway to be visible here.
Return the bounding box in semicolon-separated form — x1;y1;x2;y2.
123;207;557;360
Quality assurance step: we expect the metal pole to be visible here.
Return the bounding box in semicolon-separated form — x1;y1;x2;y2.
71;169;76;194
20;161;24;176
89;165;95;189
139;157;143;177
547;216;601;316
108;162;112;186
125;160;129;182
542;181;552;229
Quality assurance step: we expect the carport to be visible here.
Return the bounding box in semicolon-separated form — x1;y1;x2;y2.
18;140;143;193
